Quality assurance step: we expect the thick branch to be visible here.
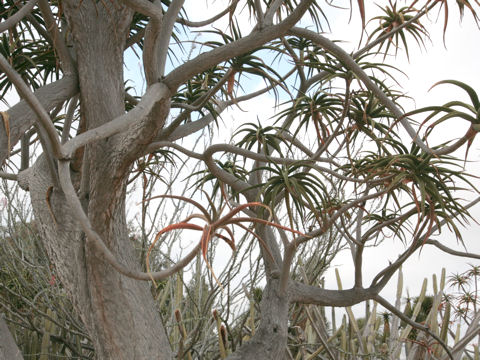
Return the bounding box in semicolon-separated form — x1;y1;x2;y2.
157;0;185;77
0;54;68;159
0;75;77;165
57;160;199;281
62;83;169;157
164;0;313;91
0;171;17;181
288;282;376;306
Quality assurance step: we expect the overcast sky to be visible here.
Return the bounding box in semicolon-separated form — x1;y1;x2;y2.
322;2;480;303
174;1;480;305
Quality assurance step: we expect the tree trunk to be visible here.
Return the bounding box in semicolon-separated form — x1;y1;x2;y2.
226;280;290;360
22;1;174;358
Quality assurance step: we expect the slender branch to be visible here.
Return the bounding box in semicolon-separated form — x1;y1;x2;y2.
447;312;480;360
281;36;306;84
370;196;480;289
370;219;429;290
37;0;75;74
164;0;313;91
203;153;257;199
288;27;466;156
292;188;390;247
301;3;438;91
162;68;233;139
353;203;366;288
354;1;438;59
177;0;239;27
426;240;480;260
0;75;77;165
61;95;78;144
0;0;37;33
120;0;163;20
202;143;392;185
0;53;64;159
374;294;454;360
263;0;285;26
157;0;185;77
57;160;199;281
0;171;18;181
25;12;52;43
361;207;417;242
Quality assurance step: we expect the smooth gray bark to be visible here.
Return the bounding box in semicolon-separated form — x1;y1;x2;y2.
0;315;24;360
20;1;174;358
226;281;290;360
0;75;78;165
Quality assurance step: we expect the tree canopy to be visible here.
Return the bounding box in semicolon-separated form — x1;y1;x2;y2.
1;0;480;359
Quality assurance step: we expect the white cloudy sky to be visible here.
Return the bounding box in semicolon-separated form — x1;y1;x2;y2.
173;0;480;305
321;2;480;301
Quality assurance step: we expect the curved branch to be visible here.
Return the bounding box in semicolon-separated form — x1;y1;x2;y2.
57;160;199;281
0;0;37;33
288;281;375;306
0;75;78;165
203;143;392;185
120;0;162;20
292;187;390;247
426;239;480;260
374;294;453;360
164;0;313;91
159;67;296;142
0;53;64;159
288;27;472;157
361;207;418;242
177;0;239;27
62;83;170;157
370;196;480;289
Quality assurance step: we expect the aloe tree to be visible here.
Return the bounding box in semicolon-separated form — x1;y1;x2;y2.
1;0;480;359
